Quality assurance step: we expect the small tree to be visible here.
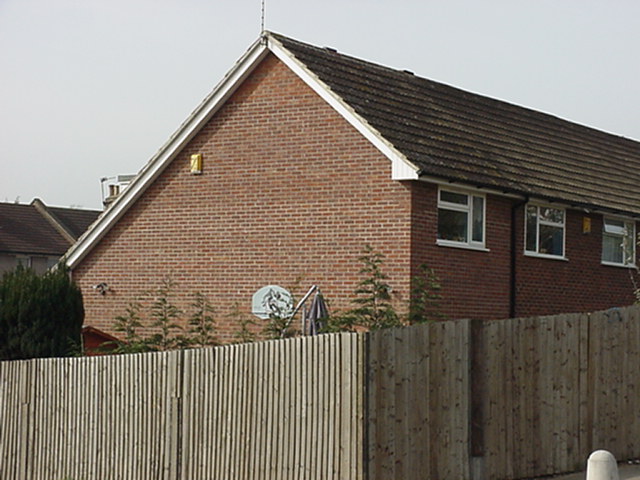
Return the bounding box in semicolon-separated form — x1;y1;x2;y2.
110;279;227;352
148;276;184;351
187;292;218;348
408;263;445;324
0;264;83;360
330;245;401;331
112;300;153;354
229;302;257;344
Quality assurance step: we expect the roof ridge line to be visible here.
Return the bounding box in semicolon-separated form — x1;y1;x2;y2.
31;198;76;244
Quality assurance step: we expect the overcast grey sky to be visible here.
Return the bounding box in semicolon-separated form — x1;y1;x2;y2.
1;0;639;209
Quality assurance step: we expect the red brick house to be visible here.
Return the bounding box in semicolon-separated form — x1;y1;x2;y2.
65;32;640;342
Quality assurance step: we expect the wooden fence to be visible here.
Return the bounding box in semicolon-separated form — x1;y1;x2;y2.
0;335;366;480
476;306;640;479
367;320;470;479
0;352;184;479
179;335;365;479
1;305;640;479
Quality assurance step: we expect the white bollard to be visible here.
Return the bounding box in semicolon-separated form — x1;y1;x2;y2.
586;450;619;480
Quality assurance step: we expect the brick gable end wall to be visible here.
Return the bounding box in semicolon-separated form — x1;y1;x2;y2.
72;54;413;342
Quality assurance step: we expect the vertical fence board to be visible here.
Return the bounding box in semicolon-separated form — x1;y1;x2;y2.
483;318;503;478
513;316;527;476
340;335;352;477
369;327;394;479
230;345;241;477
578;312;591;460
627;308;640;456
303;336;314;479
365;328;378;478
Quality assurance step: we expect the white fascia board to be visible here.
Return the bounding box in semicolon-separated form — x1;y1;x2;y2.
266;36;419;181
66;39;270;269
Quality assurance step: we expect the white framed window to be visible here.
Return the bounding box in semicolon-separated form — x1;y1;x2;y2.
602;217;636;267
437;188;485;249
525;204;565;258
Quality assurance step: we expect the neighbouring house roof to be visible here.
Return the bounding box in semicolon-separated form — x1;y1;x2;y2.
0;199;100;256
64;31;640;268
47;206;102;239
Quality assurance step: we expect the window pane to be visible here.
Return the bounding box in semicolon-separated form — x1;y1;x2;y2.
602;218;634;264
438;208;468;242
602;233;624;263
603;218;626;235
539;224;563;255
440;191;468;205
472;196;484;242
624;229;635;264
526;206;537;251
539;207;564;224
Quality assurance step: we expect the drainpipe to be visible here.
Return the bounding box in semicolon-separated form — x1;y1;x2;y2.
510;196;529;318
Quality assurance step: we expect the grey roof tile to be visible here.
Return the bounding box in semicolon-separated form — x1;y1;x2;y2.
0;202;100;256
273;33;640;215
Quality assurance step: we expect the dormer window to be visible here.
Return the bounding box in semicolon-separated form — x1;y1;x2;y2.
437;188;485;248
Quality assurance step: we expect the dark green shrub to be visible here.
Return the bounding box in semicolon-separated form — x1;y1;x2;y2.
0;264;83;360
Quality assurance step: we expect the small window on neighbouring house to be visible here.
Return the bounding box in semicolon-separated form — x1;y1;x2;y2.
602;217;635;266
437;188;485;248
525;204;565;257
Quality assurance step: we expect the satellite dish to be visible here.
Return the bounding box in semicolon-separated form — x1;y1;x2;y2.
252;285;293;319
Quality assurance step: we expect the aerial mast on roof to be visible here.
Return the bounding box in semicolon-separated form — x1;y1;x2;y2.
261;0;266;33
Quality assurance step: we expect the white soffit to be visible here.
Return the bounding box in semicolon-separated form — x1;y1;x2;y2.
266;35;419;181
65;38;270;268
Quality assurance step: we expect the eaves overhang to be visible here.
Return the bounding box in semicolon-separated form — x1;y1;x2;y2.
417;172;640;218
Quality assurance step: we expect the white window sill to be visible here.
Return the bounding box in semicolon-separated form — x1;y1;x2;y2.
601;261;638;270
524;251;568;261
436;240;489;252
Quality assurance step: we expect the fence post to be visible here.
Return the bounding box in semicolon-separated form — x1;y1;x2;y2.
362;331;370;480
586;450;619;480
469;319;486;480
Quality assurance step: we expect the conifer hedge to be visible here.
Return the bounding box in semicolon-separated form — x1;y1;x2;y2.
0;264;84;360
